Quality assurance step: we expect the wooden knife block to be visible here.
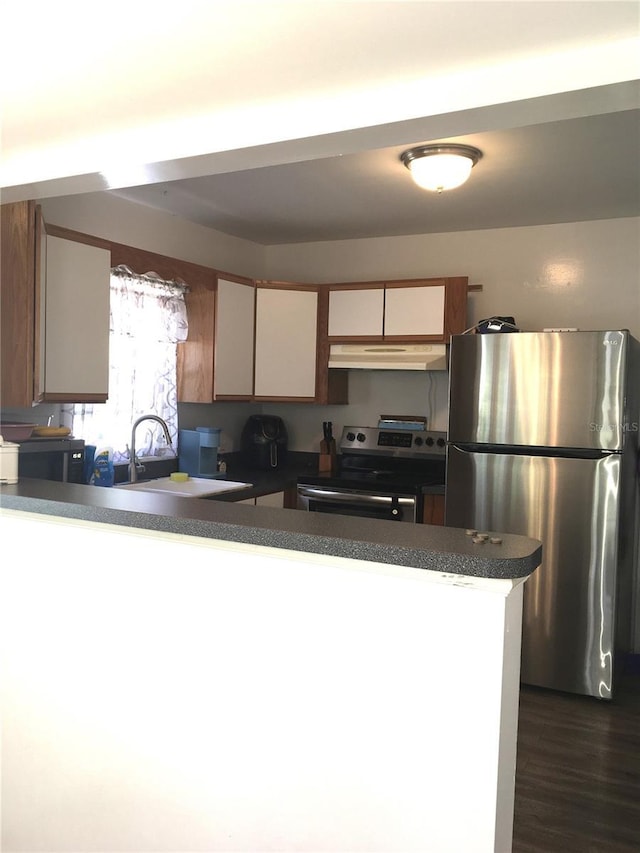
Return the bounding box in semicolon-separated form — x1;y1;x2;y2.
319;439;337;473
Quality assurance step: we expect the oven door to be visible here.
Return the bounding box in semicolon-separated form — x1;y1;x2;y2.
297;484;418;523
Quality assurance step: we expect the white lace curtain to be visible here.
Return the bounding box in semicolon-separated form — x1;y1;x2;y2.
63;267;189;463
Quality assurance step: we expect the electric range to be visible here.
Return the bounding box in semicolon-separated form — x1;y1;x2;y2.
297;426;446;523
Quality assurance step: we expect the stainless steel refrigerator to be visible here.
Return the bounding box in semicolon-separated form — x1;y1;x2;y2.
445;330;639;699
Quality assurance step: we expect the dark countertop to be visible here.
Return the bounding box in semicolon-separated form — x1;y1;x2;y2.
1;477;541;580
213;452;318;500
117;452;447;500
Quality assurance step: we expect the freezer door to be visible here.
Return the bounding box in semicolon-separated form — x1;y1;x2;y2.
448;330;629;451
446;445;622;698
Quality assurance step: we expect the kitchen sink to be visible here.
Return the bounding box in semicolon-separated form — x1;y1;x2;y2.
116;477;252;498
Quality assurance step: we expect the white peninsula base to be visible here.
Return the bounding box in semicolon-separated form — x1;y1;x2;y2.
1;509;527;853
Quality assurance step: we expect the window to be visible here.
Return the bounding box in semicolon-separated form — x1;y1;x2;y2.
63;267;188;462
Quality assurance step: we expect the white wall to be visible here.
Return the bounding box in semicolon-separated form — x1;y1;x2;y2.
1;509;525;853
176;372;449;454
39;192;265;280
266;217;640;339
263;370;450;452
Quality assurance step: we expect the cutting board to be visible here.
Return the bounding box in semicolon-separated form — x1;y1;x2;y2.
118;477;252;498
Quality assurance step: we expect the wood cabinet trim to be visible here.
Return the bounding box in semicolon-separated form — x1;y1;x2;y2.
383;278;447;290
327;335;386;343
32;206;45;402
325;281;386;291
443;276;469;339
253;395;318;403
40;392;108;404
316;286;330;402
382;334;445;343
110;242;215;290
216;272;255;287
256;279;319;292
177;287;216;402
422;494;445;525
1;200;36;407
324;278;449;291
45;223;112;250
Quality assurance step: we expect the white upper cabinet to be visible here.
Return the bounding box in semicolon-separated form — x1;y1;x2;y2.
327;279;461;342
214;278;255;398
40;235;111;401
328;288;384;337
384;284;445;337
254;287;318;399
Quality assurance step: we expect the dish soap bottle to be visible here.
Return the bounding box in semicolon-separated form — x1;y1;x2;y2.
93;446;115;487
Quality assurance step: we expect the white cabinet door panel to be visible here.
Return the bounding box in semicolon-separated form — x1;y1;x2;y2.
45;236;111;396
255;289;317;398
384;285;445;336
328;289;384;337
215;278;254;397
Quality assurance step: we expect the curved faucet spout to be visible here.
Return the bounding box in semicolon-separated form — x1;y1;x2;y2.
129;415;173;483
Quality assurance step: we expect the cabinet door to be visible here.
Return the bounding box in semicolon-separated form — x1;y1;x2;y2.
254;287;318;399
256;491;284;508
384;283;445;338
0;201;36;408
177;286;215;403
214;278;255;398
422;494;445;525
41;235;111;401
237;492;285;508
328;287;384;338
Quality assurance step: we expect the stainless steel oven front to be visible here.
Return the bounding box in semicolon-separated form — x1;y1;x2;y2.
297;483;419;523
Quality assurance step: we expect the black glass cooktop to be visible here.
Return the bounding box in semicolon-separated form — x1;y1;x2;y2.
300;454;446;494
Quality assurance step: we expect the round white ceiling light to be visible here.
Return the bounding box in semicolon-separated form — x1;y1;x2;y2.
400;144;483;193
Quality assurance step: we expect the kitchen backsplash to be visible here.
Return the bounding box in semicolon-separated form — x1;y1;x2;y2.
178;369;450;453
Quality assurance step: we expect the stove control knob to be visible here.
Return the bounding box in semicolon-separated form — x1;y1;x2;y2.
414;436;423;446
426;436;434;447
356;432;366;442
436;438;446;448
346;431;355;442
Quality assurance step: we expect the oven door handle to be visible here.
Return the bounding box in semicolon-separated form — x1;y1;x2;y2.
297;486;413;506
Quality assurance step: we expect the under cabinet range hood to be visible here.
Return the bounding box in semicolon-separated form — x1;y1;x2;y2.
328;343;448;371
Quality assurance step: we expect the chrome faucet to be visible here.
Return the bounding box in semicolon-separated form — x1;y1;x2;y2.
129;415;173;483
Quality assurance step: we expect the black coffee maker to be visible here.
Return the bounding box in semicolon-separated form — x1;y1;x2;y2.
241;415;288;470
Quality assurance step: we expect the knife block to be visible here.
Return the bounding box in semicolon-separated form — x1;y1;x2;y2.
318;439;337;473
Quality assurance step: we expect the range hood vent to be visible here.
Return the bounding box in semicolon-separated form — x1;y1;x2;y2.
329;343;447;371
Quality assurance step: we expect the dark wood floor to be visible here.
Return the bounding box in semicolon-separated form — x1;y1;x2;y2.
513;670;640;853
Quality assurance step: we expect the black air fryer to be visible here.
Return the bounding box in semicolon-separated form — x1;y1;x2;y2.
241;415;288;470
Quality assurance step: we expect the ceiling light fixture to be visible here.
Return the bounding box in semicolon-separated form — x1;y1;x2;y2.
400;144;482;193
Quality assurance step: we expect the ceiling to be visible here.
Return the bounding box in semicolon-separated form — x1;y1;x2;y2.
113;107;640;244
2;2;639;246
